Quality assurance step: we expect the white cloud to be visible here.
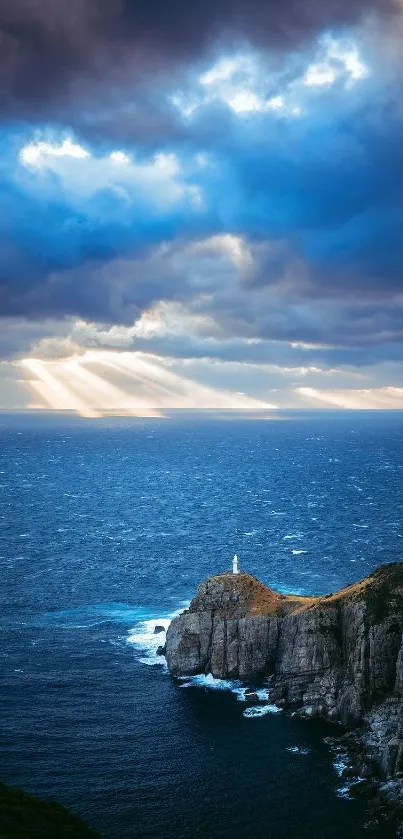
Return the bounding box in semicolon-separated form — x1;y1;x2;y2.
19;139;202;209
303;37;368;88
172;36;368;122
266;95;284;110
19;350;275;416
297;386;403;409
199;55;254;86
110;150;130;164
20;138;90;165
228;91;264;113
303;64;336;87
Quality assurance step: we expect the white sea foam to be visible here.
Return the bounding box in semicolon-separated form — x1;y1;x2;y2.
126;602;189;667
243;704;282;718
179;674;246;698
325;740;364;799
129;608;282;719
255;687;271;701
332;750;349;777
127;618;170;668
178;675;278;714
335;784;353;799
292;549;308;555
283;534;302;541
286;746;311;755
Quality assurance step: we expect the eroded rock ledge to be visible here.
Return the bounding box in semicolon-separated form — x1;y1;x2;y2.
165;563;403;804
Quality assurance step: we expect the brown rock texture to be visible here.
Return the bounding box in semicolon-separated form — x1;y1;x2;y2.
166;563;403;761
165;563;403;830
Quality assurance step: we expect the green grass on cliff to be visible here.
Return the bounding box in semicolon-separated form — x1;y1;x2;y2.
0;783;101;839
201;563;403;625
321;561;403;626
359;562;403;625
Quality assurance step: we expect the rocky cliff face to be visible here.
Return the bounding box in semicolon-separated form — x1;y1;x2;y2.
165;564;403;771
165;564;403;829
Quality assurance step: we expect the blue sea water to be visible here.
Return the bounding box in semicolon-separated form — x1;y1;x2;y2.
2;411;403;838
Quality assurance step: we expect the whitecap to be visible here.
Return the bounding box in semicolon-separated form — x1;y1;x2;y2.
292;549;308;555
255;687;271;701
179;674;246;698
336;784;353;799
332;751;349;777
336;775;366;799
243;704;282;718
325;741;361;798
235;687;248;702
178;676;276;710
128;618;169;669
286;746;311;755
126;602;189;667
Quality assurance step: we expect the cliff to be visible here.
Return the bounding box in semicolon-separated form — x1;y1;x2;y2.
165;564;403;779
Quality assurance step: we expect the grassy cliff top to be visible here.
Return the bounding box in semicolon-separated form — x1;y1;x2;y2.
192;571;316;617
193;562;403;621
316;561;403;623
0;782;100;839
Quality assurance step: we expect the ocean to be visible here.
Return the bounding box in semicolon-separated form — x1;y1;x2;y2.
2;411;403;838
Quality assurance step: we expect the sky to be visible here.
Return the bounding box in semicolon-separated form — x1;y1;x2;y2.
2;0;403;416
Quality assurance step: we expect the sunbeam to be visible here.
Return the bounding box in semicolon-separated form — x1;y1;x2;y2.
297;386;403;409
97;351;277;410
18;351;275;417
21;359;101;417
61;359;162;417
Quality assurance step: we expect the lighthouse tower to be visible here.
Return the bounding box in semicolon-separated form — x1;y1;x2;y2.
232;554;240;575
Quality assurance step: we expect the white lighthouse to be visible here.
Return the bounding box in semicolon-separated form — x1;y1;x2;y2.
232;554;240;575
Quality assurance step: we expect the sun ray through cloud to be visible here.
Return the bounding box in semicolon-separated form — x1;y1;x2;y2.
20;359;101;417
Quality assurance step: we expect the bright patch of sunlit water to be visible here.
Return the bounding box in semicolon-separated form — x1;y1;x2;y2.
2;411;403;838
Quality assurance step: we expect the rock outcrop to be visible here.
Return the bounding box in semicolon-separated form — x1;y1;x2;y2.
166;565;403;723
166;563;403;796
165;563;403;740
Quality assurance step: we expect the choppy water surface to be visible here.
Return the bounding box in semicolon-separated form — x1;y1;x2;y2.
2;411;403;838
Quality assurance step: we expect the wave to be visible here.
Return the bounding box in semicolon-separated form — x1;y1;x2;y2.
325;737;364;799
286;746;311;755
26;603;153;629
126;603;189;667
178;674;282;720
243;704;282;718
128;608;283;720
179;673;246;700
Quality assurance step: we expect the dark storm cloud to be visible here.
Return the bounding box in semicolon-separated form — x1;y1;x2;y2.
3;78;403;317
2;0;403;363
0;0;397;126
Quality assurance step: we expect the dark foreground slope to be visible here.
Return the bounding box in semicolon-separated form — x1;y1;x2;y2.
0;783;100;839
165;564;403;780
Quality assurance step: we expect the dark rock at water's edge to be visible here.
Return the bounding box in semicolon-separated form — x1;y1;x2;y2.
154;625;166;634
165;563;403;829
0;781;100;838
